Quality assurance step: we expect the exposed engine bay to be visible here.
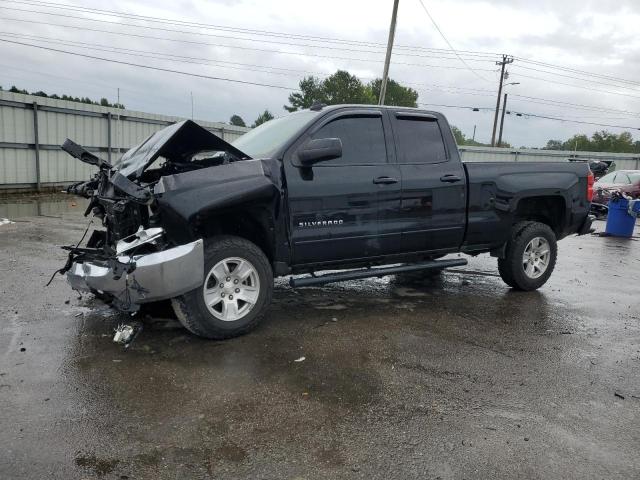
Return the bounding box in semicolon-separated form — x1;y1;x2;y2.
54;120;279;311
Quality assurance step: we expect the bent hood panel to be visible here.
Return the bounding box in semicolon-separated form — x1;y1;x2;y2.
114;120;250;178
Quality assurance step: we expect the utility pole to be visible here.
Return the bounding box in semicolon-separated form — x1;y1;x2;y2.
190;91;194;120
491;55;513;146
116;87;120;157
379;0;400;106
497;93;508;147
472;125;476;142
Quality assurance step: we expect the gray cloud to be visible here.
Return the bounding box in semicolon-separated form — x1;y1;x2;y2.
0;0;638;147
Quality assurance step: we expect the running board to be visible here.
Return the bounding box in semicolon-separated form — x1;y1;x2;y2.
289;258;468;288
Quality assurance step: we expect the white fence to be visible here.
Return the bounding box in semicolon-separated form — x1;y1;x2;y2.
459;145;640;170
1;91;638;192
0;90;249;191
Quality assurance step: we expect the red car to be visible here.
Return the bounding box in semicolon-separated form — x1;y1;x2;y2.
592;170;640;204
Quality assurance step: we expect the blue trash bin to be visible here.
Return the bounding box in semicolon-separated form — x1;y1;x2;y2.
605;197;636;237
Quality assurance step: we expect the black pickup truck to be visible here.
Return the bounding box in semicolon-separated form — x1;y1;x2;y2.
60;104;594;339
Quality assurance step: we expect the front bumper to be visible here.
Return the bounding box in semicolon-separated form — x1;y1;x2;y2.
67;239;204;310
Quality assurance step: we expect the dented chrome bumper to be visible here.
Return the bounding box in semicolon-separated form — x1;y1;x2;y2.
66;239;204;310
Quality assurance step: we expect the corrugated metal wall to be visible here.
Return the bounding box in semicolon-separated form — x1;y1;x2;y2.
459;146;640;170
2;90;639;191
0;90;249;191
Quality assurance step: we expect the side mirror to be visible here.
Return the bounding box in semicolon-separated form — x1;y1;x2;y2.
296;138;342;166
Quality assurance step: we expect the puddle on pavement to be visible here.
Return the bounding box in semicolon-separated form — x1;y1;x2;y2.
0;193;88;219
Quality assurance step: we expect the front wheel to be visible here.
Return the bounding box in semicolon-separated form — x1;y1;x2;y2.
172;235;273;339
498;221;557;291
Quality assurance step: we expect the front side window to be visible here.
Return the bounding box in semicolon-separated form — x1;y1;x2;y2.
310;115;387;165
395;118;447;164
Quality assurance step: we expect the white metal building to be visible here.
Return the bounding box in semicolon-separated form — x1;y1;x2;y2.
1;90;639;192
0;90;249;192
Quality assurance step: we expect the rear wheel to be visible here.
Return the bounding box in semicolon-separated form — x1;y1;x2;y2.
172;235;273;339
498;221;557;291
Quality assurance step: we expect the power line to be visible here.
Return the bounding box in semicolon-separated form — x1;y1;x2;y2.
514;64;640;92
416;0;491;82
506;109;640;130
0;16;500;72
5;30;638;123
0;5;500;63
0;38;298;90
418;102;640;130
509;93;640;117
0;31;334;78
0;0;505;57
6;0;637;92
514;56;640;89
510;71;640;100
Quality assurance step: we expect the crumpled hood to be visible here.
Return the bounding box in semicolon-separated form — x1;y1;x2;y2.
112;119;250;179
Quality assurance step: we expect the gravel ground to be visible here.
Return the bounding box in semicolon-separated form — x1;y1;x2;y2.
1;197;639;479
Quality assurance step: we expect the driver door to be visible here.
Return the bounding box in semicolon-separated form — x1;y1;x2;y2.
284;109;401;266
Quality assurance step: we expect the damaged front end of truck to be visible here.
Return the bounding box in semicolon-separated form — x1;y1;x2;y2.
57;120;280;312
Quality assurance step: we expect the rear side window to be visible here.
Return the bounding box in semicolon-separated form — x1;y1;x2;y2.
311;116;387;165
395;118;447;164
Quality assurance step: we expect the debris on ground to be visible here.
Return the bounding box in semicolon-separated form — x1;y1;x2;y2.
294;356;306;363
614;392;625;400
113;322;144;349
0;218;15;226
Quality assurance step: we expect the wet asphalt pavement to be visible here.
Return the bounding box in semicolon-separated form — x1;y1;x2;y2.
1;196;639;479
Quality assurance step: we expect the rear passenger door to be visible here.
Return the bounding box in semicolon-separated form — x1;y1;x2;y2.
390;112;466;253
285;109;401;265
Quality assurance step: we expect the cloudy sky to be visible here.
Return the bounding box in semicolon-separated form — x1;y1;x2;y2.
1;0;639;147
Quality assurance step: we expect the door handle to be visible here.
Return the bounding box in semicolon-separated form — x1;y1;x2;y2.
440;174;462;183
373;176;399;185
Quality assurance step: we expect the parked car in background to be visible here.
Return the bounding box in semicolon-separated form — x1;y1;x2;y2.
592;170;640;204
568;159;614;180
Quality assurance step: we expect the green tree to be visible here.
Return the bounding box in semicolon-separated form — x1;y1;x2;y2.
544;139;563;150
252;110;274;128
450;126;466;144
365;78;418;107
229;114;246;127
320;70;374;105
562;134;591;151
285;70;424;111
6;85;125;108
284;76;324;112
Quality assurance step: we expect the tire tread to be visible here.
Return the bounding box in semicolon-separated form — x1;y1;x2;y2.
171;235;273;339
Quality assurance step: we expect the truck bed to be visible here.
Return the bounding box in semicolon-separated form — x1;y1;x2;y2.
462;161;591;252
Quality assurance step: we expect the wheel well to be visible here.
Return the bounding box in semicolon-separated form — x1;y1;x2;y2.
513;196;566;236
197;208;274;261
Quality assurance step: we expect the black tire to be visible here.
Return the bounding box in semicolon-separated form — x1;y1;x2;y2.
171;235;273;339
497;221;557;291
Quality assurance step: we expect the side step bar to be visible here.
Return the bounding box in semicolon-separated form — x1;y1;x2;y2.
289;258;468;288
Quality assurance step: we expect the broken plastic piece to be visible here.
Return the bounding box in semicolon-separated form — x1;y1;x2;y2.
113;324;135;345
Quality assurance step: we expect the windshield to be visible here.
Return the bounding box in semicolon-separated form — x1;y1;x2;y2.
597;172;618;184
232;110;320;158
